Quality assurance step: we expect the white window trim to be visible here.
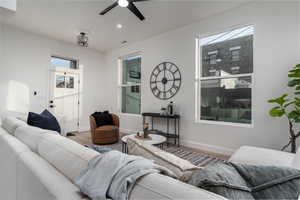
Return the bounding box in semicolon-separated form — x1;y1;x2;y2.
118;53;142;116
195;26;254;128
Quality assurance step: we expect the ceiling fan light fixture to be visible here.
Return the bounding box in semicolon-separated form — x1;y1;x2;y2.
77;32;88;48
118;0;129;8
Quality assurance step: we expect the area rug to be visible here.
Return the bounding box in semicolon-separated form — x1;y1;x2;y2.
86;142;224;168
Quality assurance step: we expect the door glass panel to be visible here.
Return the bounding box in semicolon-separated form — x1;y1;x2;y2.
56;75;65;88
66;76;74;89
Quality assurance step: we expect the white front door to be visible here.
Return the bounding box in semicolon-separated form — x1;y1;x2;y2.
49;68;80;135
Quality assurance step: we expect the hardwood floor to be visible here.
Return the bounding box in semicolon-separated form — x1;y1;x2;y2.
68;131;229;160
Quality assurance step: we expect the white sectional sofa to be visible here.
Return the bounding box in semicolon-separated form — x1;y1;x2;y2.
0;117;227;200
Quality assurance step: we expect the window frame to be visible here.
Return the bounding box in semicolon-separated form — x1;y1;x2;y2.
195;25;254;128
118;53;142;116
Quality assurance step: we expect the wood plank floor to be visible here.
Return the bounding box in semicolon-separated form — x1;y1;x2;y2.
68;131;229;160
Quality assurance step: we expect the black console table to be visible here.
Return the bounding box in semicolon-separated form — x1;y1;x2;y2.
142;112;180;146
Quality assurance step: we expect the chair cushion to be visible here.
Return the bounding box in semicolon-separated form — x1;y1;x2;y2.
92;111;114;127
127;138;200;182
37;133;99;182
27;110;61;134
1;117;27;135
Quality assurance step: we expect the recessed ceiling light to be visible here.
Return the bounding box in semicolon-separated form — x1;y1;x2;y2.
116;24;123;29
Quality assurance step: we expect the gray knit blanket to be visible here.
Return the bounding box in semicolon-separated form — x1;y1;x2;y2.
75;150;175;200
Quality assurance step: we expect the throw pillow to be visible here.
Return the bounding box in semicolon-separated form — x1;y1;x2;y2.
27;110;61;134
127;138;200;182
92;111;114;127
188;162;300;200
1;117;27;135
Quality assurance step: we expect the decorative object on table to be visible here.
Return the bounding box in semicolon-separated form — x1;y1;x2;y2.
150;62;181;100
142;112;180;146
160;107;168;115
121;134;166;153
167;101;174;116
27;109;61;134
268;64;300;153
134;135;152;140
89;112;119;144
143;123;149;138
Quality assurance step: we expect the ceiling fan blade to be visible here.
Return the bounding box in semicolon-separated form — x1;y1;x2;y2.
127;2;145;21
99;1;118;15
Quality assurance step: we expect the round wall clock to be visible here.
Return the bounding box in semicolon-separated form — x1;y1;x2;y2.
150;62;182;100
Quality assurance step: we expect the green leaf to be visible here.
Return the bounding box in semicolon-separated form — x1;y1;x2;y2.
288;79;300;87
288;110;300;119
284;101;295;108
268;94;288;106
269;107;285;117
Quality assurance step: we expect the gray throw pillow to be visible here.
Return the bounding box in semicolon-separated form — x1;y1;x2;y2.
188;162;300;200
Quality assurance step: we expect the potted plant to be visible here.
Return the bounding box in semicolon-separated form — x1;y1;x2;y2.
268;64;300;153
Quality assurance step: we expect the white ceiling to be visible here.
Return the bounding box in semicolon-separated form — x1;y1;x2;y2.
1;0;249;52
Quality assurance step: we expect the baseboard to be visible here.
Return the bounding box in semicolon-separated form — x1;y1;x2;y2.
120;128;137;135
120;128;235;156
79;126;90;133
181;139;235;156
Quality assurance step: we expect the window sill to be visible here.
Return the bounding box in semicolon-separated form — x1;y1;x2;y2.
119;113;142;117
195;119;253;128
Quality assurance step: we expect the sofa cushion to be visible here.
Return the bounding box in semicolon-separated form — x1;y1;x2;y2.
1;117;27;135
229;146;294;167
292;147;300;170
127;138;200;182
14;125;53;153
188;162;300;200
27;110;61;134
37;133;99;182
17;151;87;200
0;134;31;200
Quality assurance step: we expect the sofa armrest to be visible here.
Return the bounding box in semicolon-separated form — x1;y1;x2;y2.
229;146;295;167
111;114;119;128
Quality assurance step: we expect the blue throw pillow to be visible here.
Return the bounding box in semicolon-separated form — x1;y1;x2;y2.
27;110;61;134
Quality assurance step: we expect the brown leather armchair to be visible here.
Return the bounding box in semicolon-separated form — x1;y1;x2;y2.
90;114;119;144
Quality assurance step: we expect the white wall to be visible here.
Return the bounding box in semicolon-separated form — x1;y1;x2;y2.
0;24;106;131
104;2;300;155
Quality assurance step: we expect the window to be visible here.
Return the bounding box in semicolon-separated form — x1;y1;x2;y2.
51;56;78;69
119;55;141;115
230;47;241;62
196;25;254;125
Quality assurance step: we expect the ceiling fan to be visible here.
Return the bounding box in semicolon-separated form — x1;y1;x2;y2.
99;0;148;21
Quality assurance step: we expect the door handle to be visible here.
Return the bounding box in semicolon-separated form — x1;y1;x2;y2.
49;105;56;108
